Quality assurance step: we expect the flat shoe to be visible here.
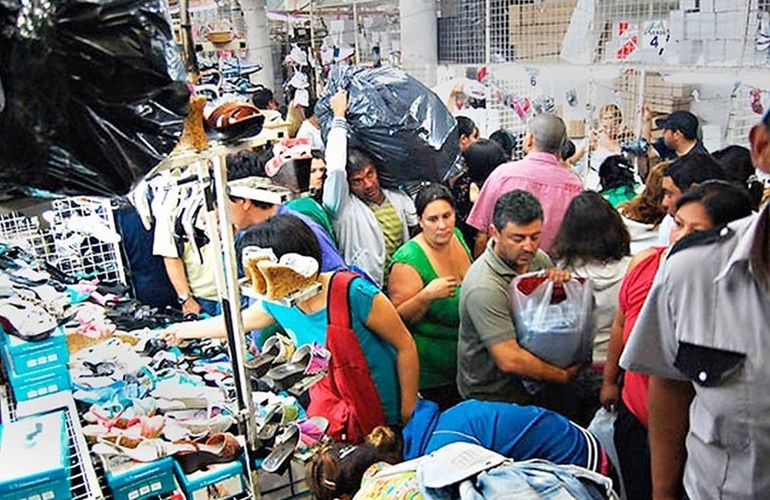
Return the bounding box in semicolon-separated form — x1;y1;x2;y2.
173;432;243;474
262;425;299;475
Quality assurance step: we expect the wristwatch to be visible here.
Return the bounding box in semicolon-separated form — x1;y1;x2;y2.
178;293;193;305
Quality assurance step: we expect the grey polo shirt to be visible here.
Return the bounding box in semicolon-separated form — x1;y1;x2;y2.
457;239;552;402
621;205;770;499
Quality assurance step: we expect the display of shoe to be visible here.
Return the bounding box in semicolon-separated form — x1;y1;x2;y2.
262;425;299;475
173;432;243;474
265;342;330;391
244;333;295;378
0;296;57;341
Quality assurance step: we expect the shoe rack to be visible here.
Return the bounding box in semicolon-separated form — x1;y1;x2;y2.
149;124;292;497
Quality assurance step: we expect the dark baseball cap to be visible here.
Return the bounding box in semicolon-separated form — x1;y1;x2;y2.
656;111;699;139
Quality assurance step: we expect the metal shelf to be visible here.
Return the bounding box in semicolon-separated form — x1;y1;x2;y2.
4;391;106;500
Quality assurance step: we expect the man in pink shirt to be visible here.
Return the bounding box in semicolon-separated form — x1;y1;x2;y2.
467;114;584;256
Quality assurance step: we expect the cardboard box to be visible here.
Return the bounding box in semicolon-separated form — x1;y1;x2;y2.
1;326;68;376
1;346;71;402
102;456;177;500
173;460;245;500
566;120;586;138
0;411;71;500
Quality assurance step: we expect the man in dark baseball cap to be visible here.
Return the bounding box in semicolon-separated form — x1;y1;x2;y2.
643;107;709;161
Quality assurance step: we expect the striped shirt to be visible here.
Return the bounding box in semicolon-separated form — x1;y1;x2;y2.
369;198;404;281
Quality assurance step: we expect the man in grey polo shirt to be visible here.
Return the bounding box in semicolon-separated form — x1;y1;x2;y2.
620;110;770;499
457;190;581;412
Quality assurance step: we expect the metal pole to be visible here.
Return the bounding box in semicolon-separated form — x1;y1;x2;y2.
198;156;261;493
353;0;361;63
178;0;198;75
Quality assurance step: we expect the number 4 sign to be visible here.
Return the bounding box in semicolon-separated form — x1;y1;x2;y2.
642;20;670;56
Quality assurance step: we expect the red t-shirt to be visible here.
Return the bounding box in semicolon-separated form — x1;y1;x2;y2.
620;247;667;427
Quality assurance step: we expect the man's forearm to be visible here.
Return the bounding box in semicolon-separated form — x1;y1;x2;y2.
164;257;191;297
473;231;488;258
648;376;694;500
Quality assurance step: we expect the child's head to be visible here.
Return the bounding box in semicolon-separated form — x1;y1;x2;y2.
306;427;402;500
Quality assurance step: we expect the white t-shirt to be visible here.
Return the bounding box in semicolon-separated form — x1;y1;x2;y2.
296;120;324;152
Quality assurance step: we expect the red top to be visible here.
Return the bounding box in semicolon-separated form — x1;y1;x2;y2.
620;247;667;427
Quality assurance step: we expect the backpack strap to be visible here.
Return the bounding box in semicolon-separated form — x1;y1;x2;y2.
328;271;356;329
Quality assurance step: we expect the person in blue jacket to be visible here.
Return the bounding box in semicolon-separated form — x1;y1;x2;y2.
307;398;612;500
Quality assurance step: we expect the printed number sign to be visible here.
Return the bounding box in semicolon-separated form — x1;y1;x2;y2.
642;20;669;56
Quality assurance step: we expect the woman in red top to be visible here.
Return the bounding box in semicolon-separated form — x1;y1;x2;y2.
601;180;753;500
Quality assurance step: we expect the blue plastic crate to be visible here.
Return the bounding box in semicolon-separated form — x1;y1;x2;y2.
0;410;71;500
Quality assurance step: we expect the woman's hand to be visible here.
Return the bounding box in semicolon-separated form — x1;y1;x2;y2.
160;328;184;347
423;276;459;301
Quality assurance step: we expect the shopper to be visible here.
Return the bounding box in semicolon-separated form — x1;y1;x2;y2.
323;90;417;286
466;113;583;256
160;214;419;428
387;184;471;410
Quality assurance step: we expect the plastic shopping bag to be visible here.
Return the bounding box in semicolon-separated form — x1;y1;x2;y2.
510;272;595;368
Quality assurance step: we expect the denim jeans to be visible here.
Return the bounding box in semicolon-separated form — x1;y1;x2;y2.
195;297;221;316
419;459;614;500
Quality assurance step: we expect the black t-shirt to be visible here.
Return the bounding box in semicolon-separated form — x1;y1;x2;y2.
652;138;708;161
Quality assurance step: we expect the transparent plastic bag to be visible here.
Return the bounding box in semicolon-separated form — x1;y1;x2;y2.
510;271;595;368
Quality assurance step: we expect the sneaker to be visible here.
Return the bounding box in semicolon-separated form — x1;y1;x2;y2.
220;57;263;76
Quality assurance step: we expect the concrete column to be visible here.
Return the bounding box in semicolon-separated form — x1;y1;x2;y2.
239;0;275;88
399;0;438;87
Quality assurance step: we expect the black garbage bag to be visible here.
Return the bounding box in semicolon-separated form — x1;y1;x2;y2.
0;0;189;199
316;65;460;190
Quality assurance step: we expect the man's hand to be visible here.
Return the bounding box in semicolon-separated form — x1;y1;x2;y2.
600;381;621;410
330;90;348;118
544;268;572;285
564;362;582;382
181;296;202;316
423;276;459;301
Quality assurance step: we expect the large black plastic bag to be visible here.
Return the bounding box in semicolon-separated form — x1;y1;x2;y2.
316;65;460;190
0;0;189;198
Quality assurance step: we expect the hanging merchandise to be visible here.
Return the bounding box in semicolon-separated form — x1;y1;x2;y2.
477;66;532;122
751;87;765;115
532;95;556;115
316;65;460;188
566;88;579;107
0;0;189;199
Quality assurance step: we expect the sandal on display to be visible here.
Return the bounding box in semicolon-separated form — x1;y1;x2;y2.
244;334;295;378
93;436;186;463
256;404;299;446
0;296;57;342
173;432;243;474
261;425;300;475
265;343;330;391
296;416;329;448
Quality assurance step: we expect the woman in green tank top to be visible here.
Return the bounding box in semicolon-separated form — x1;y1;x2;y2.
388;184;472;410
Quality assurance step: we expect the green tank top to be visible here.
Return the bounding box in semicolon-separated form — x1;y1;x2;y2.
389;228;471;390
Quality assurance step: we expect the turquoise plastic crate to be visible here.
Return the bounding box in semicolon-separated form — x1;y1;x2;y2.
1;326;68;376
173;459;245;500
102;455;176;500
0;410;71;500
